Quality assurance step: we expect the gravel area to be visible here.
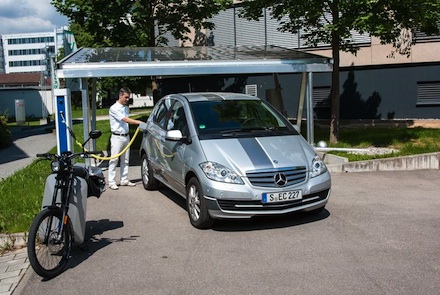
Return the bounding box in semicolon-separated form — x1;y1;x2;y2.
348;147;399;156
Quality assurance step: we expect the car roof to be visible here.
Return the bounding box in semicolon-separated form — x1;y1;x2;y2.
171;92;261;103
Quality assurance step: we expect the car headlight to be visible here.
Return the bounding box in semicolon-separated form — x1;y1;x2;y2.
310;155;327;178
199;161;244;184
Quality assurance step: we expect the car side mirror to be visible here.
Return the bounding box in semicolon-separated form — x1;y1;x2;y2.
166;129;183;141
166;130;192;144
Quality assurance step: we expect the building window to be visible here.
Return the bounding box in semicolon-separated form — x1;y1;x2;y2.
9;60;44;67
313;87;331;108
414;23;440;42
417;82;440;105
245;84;258;96
7;36;54;45
313;87;331;119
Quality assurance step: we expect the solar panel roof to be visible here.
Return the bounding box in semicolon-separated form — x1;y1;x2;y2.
57;45;333;78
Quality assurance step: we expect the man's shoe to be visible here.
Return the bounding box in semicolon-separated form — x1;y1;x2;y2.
120;180;136;187
109;183;119;190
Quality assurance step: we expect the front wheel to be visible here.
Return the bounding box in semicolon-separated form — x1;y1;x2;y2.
186;177;213;229
141;153;159;190
27;208;72;279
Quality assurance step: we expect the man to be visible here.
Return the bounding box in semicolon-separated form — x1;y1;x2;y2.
108;87;144;190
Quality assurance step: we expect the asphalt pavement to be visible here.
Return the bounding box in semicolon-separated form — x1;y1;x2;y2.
14;169;440;295
0;124;56;181
1;123;440;295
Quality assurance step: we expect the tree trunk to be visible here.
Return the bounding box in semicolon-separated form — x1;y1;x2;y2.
329;4;340;144
148;6;159;105
152;77;160;105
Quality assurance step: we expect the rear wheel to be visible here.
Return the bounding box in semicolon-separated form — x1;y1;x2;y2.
27;208;72;279
186;177;213;229
141;153;159;190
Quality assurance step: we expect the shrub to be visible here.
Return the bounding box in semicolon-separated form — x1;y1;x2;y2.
0;115;11;149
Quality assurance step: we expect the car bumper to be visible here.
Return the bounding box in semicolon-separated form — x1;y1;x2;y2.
204;180;331;219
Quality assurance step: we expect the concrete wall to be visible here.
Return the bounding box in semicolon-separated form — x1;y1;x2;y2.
0;88;53;119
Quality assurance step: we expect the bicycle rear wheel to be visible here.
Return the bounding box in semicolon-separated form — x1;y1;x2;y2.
27;208;73;279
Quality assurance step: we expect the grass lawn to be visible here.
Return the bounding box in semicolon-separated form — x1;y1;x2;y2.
313;125;440;161
0;114;439;235
0;111;149;236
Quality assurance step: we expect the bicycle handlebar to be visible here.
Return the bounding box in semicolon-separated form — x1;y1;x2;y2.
36;151;103;160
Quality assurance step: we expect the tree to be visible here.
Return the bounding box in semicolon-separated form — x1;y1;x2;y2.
240;0;440;144
51;0;232;99
52;0;232;47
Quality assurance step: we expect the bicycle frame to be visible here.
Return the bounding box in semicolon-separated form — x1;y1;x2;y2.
28;128;103;279
42;162;89;245
46;161;75;238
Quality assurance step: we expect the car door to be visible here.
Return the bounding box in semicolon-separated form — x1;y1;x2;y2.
161;99;190;194
147;97;173;180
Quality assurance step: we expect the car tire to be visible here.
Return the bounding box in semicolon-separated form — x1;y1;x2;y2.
141;153;159;190
186;177;214;229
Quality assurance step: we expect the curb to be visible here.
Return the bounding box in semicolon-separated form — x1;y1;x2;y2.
0;233;27;253
327;152;440;173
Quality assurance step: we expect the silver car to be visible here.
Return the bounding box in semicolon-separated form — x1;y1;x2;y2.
140;92;331;229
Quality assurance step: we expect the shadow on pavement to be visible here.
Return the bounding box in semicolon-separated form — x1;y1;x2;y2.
212;210;330;232
9;124;55;141
0;125;55;166
0;142;28;165
157;185;330;232
67;219;130;270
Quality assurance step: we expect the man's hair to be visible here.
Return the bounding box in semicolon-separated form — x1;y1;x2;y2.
119;87;131;96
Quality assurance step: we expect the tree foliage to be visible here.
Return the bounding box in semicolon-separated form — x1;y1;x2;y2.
51;0;232;47
51;0;232;101
240;0;440;143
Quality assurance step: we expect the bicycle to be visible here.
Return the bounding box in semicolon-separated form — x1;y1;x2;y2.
27;129;105;279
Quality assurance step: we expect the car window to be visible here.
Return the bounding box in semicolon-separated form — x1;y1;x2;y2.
168;101;189;136
152;98;172;129
190;99;297;139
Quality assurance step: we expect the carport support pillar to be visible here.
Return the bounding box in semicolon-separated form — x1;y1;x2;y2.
91;78;98;151
306;72;314;145
296;72;307;129
80;78;92;167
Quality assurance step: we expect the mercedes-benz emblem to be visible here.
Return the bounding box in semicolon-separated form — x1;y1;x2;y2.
274;173;287;186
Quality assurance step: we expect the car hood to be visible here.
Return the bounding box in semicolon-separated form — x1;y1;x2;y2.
199;135;315;175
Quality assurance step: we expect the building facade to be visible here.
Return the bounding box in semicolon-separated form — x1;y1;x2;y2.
171;5;440;121
0;27;78;119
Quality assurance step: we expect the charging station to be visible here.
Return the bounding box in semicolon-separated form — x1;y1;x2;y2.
54;88;73;155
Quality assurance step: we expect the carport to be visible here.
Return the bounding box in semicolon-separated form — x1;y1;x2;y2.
56;45;332;153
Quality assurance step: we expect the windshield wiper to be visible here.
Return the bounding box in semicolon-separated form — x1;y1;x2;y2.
221;126;280;136
221;128;253;136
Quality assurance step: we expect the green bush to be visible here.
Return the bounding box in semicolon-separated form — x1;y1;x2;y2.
0;115;11;149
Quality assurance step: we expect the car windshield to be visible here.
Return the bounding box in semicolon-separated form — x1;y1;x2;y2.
190;99;299;139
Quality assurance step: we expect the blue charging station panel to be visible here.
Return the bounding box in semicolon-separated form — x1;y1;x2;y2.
54;89;72;155
56;95;68;153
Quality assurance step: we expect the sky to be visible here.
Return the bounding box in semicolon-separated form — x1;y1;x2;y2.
0;0;69;35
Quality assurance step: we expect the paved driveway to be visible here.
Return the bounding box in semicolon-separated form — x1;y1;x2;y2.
17;169;440;295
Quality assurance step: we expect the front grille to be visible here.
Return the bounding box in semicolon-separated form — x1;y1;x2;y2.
246;166;307;188
217;189;329;212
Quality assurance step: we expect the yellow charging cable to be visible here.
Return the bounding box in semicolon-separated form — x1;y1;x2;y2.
74;127;141;161
76;127;177;160
154;137;176;158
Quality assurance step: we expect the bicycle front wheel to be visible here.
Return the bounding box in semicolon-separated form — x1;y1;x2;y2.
27;208;73;279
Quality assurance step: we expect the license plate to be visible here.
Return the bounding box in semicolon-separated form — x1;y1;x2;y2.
262;190;302;203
